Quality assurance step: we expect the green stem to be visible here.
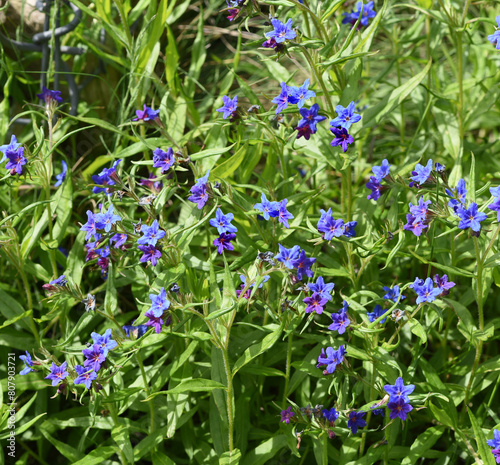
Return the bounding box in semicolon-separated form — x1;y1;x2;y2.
221;347;234;452
322;431;328;465
282;332;293;408
136;351;155;435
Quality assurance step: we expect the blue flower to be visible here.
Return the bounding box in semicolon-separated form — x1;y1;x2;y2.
403;213;427;237
91;159;122;194
216;95;238;119
45;361;69;386
289;79;316;109
265;18;296;44
445;179;466;212
81;211;101;241
95;204;121;233
214;233;236;254
90;329;118;357
350;1;377;27
457;202;487;232
487;16;500;49
272;82;291;115
292;249;316;281
82;344;106;372
412;277;441;304
347;411;366;434
433;274;455;295
110;233;127;248
55;160;68;187
366;176;381;201
254;193;279;220
0;135;21;163
50;275;67;286
344;221;357;238
384;377;415;404
383;285;406;303
144;309;164;333
317;209;345;240
5;146;26;175
372;159;390;182
387;398;413;421
297;104;326;132
409;196;432;221
277;199;294;228
275;243;301;269
322;407;339;423
148;287;171;317
410;159;433;186
209;208;238;234
137;219;166;246
123;324;149;339
19;351;35;375
328;307;350;334
138;245;162;266
487;429;500;449
153;148;175;173
74;365;97;389
308;276;334;301
133;104;159;121
367;304;387;324
330;102;361;130
37;86;63;104
317;345;346;374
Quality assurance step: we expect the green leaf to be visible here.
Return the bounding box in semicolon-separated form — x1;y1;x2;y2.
72;446;116;465
211;144;247;179
232;320;286;377
240;435;287;465
468;410;496;465
400;426;445;465
112;425;134;464
408;319;427;345
146;378;226;398
219;449;242;465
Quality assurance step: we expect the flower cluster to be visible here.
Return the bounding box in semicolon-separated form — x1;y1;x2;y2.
275;244;316;281
317;208;357;240
144;287;171;334
342;1;376;28
366;159;390;201
404;196;432;237
487;16;500;49
272;79;316;114
153;147;175;174
133;104;160;122
91;159;122;194
0;135;26;175
316;345;347;374
410;274;455;304
330;102;361;152
384;377;415;421
254;194;294;227
263;18;296;50
328;301;351;334
188;170;210;209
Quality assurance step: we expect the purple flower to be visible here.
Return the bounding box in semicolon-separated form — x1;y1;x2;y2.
328;306;350;334
19;351;35;376
330;102;361;130
145;309;164;333
265;18;296;44
272;82;291;114
488;199;500;221
95;204;121;233
133;104;160;121
457;202;487;232
91;159;122;194
82;344;106;372
153;147;175;173
372;159;390;181
347;411;366;434
289;79;316;109
317;209;345;240
367;304;387;324
254;193;279;220
303;292;327;314
280;406;295;424
213;233;236;254
50;275;67;286
123;324;149;339
403;213;427;237
410;159;433;186
277;199;294;228
330;127;354;152
308;276;335;301
216;95;238;119
209;208;238;234
295;124;314;140
0;135;21;163
189;184;209;209
138;245;162;266
110;233;127;248
140;173;163;191
371;405;384;417
445;178;466;212
54;160;68;187
37;86;63;104
5;146;27;175
488;16;500;49
297;104;326;132
366;176;381;201
275;244;301;269
491;449;500;463
345;1;376;27
409;196;432;220
322;407;339;423
387;398;413;421
148;287;171;316
317;345;346;373
137;219;166;246
236;275;270;298
74;365;97;389
344;221;357;238
412;277;442;304
383;285;406;303
384;377;415;403
45;361;69;386
433;274;455;295
292;249;316;281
